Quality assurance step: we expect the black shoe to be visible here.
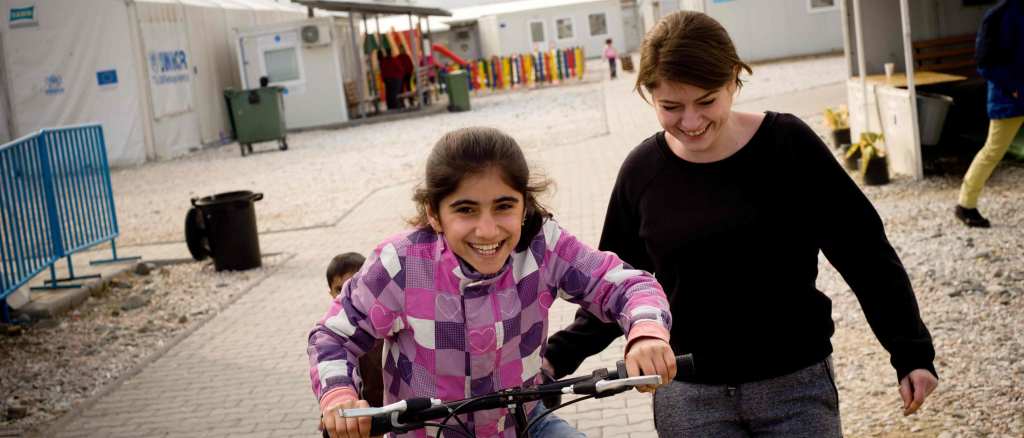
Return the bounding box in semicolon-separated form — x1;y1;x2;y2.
955;205;991;228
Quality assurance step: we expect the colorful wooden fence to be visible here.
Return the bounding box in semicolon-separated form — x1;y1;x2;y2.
464;47;586;91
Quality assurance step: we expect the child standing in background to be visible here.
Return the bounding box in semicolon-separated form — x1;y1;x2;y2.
604;38;618;79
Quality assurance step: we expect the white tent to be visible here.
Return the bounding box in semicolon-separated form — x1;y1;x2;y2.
0;0;304;167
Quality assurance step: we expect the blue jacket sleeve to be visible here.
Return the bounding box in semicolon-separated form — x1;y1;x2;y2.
976;1;1024;93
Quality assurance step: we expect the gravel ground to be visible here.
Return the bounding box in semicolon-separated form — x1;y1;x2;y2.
111;54;845;249
112;81;606;247
820;163;1024;437
0;256;285;432
737;52;848;103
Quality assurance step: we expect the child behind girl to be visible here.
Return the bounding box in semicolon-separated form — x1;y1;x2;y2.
326;252;366;299
308;127;676;438
325;252;385;408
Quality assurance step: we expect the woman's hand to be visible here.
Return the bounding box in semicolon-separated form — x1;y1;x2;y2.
899;369;938;416
321;399;376;438
624;338;676;393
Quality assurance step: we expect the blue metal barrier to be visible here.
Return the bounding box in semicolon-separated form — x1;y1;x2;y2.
1;124;137;322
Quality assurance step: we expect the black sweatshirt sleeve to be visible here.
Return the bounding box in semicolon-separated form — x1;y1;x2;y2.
596;156;656;272
787;116;937;382
545;148;655;379
545;308;623;378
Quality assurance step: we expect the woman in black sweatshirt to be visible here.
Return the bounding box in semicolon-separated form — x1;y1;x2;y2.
543;11;937;437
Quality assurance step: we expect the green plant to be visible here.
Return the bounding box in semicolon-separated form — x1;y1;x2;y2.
824;105;849;130
845;132;885;171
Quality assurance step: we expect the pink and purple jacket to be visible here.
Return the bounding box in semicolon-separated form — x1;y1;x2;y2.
307;219;671;437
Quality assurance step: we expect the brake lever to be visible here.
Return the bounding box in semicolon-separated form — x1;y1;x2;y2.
339;397;442;418
564;375;662;396
594;375;661;393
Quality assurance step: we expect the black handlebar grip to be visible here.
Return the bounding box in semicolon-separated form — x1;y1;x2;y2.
404;397;433;413
676;354;695;380
369;415;393;436
323;416;394;438
612;354;695;380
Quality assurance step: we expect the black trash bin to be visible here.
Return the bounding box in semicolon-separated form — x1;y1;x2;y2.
186;191;263;271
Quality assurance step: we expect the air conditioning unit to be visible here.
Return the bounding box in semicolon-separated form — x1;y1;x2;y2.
301;24;331;46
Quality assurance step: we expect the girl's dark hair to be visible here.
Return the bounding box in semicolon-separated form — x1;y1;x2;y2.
326;252;366;285
410;127;551;251
635;11;752;101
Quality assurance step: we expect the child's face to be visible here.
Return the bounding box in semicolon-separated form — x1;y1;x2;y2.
329;273;354;299
429;167;525;275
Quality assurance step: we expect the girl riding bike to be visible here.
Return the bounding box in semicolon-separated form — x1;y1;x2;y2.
308;127;677;438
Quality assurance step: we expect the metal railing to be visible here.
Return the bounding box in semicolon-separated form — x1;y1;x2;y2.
1;124;136;321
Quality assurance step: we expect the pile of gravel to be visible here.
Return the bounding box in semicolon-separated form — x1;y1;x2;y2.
0;256;283;433
821;161;1024;436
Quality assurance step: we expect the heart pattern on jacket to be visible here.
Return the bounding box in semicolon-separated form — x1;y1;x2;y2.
469;327;497;353
370;304;396;332
437;293;462;320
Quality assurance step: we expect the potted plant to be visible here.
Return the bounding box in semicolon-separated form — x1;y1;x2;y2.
823;105;850;149
840;142;860;171
845;132;890;185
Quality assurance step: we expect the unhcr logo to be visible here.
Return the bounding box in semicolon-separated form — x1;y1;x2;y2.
148;50;190;85
44;74;64;95
9;6;37;28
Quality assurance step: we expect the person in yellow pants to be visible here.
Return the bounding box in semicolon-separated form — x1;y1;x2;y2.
956;0;1023;228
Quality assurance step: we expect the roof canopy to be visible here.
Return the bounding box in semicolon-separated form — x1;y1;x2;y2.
447;0;608;22
294;0;451;17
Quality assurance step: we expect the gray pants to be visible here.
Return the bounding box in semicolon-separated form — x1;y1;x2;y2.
653;359;842;437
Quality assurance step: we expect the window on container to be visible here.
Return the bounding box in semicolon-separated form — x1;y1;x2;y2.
264;47;300;82
808;0;837;12
530;21;545;43
589;13;607;36
556;17;574;40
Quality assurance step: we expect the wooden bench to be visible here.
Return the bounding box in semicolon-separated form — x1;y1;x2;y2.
912;34;978;78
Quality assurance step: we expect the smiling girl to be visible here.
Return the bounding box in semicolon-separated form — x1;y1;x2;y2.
308;127;675;438
545;11;938;437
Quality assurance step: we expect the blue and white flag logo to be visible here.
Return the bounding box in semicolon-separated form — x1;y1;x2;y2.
97;69;118;87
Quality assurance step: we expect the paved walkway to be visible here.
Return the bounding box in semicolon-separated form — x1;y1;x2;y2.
40;57;846;438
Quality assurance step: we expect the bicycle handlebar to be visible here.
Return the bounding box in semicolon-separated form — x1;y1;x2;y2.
323;354;695;437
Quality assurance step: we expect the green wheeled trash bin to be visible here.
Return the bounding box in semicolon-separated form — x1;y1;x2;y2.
224;87;288;156
186;191;263;271
446;70;471;112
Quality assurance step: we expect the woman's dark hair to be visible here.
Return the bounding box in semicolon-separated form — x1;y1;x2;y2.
410;127;552;250
605;38;613;45
635;11;752;101
326;252;366;286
